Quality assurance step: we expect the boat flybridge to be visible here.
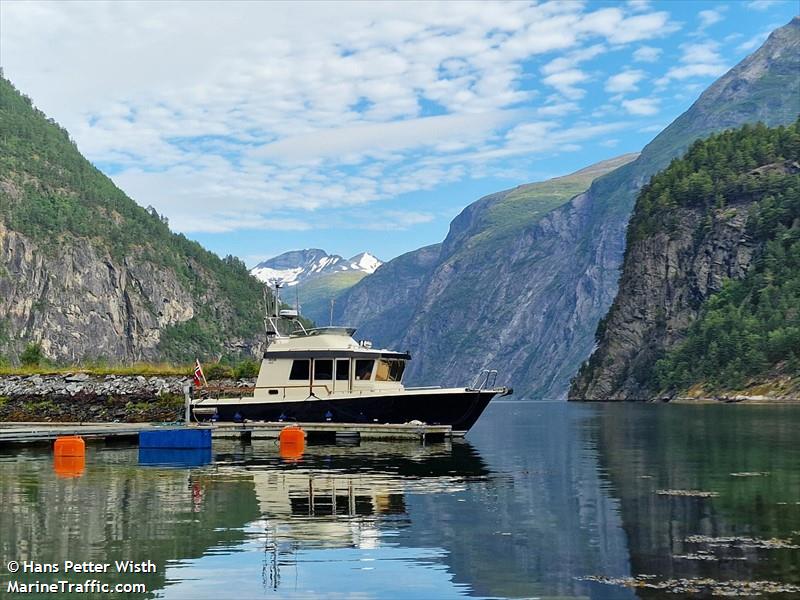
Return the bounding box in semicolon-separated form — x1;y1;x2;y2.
191;281;512;434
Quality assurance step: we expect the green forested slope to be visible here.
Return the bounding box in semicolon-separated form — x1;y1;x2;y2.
650;121;800;392
572;120;800;399
0;75;266;362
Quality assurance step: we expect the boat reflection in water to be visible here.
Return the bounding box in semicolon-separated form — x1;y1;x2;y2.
195;438;487;592
216;439;488;555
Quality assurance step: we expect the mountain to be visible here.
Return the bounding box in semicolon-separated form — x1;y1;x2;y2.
336;17;800;399
250;249;381;325
335;153;638;396
250;249;381;286
569;121;800;401
569;18;800;401
0;76;269;363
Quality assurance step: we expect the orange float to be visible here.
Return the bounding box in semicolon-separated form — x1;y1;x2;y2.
54;435;85;457
279;425;305;461
53;436;86;478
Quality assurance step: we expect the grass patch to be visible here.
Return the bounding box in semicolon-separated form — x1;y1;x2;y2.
0;362;193;377
465;153;638;249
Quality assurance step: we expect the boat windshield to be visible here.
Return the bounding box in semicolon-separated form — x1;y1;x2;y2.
375;359;406;382
296;327;358;337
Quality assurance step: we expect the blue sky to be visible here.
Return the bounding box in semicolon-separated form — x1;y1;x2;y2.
1;0;797;265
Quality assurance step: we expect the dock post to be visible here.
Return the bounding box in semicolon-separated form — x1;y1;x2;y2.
183;385;192;424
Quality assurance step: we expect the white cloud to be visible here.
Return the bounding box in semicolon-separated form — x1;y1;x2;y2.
698;9;724;29
737;28;773;52
253;111;517;162
605;70;646;93
627;0;652;12
0;1;678;234
541;44;606;76
621;97;660;115
633;46;662;62
656;41;727;86
353;210;436;231
639;123;664;133
536;102;580;117
542;69;588;99
746;0;782;10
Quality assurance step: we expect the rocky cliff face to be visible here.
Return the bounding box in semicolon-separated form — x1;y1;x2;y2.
336;155;636;397
335;18;800;399
0;220;195;361
569;198;758;400
0;77;267;363
570;121;800;402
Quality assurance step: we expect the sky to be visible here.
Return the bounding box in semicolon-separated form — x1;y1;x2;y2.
0;0;797;266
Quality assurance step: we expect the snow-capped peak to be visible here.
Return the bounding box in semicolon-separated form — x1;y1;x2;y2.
251;249;382;285
348;252;381;274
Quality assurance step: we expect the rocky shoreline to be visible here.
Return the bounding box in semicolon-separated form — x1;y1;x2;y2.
0;374;255;422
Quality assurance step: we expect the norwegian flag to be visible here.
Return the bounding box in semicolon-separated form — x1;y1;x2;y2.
193;359;207;388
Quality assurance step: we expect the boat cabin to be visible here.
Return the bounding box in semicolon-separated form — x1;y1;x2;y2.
254;327;409;401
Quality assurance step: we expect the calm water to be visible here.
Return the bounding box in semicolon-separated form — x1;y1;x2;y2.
1;402;799;599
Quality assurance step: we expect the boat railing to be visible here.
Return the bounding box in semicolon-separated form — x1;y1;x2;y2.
195;385;255;399
469;369;498;391
195;383;338;400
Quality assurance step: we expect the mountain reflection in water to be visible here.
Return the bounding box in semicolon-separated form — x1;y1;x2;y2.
0;402;798;599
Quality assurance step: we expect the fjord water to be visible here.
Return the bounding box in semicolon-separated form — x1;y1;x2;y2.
1;403;798;599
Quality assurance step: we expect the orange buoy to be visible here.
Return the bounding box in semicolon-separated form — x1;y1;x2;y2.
279;425;305;461
54;454;85;478
54;435;85;457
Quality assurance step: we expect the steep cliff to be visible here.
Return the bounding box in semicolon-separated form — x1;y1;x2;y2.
570;122;800;400
0;76;267;363
336;17;800;399
336;154;637;397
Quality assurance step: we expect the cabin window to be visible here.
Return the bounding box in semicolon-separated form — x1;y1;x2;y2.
289;359;310;380
354;359;374;381
336;359;350;381
390;359;406;381
376;359;406;382
314;359;333;380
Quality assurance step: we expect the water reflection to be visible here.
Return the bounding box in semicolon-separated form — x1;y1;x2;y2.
588;404;800;598
138;448;213;467
0;403;798;599
53;454;85;478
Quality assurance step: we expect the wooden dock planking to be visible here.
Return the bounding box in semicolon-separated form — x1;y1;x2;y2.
0;422;163;444
0;421;454;445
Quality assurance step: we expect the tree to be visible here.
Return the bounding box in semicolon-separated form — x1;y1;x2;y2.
20;343;44;366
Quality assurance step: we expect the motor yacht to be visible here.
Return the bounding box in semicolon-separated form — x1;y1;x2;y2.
191;283;511;434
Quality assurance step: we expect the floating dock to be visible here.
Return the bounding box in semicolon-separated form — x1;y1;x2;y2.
0;421;453;446
210;421;454;442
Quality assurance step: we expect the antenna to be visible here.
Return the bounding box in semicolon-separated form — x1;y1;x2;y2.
262;281;269;344
329;298;334;326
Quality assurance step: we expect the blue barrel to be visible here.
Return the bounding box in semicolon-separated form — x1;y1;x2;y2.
139;428;211;449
